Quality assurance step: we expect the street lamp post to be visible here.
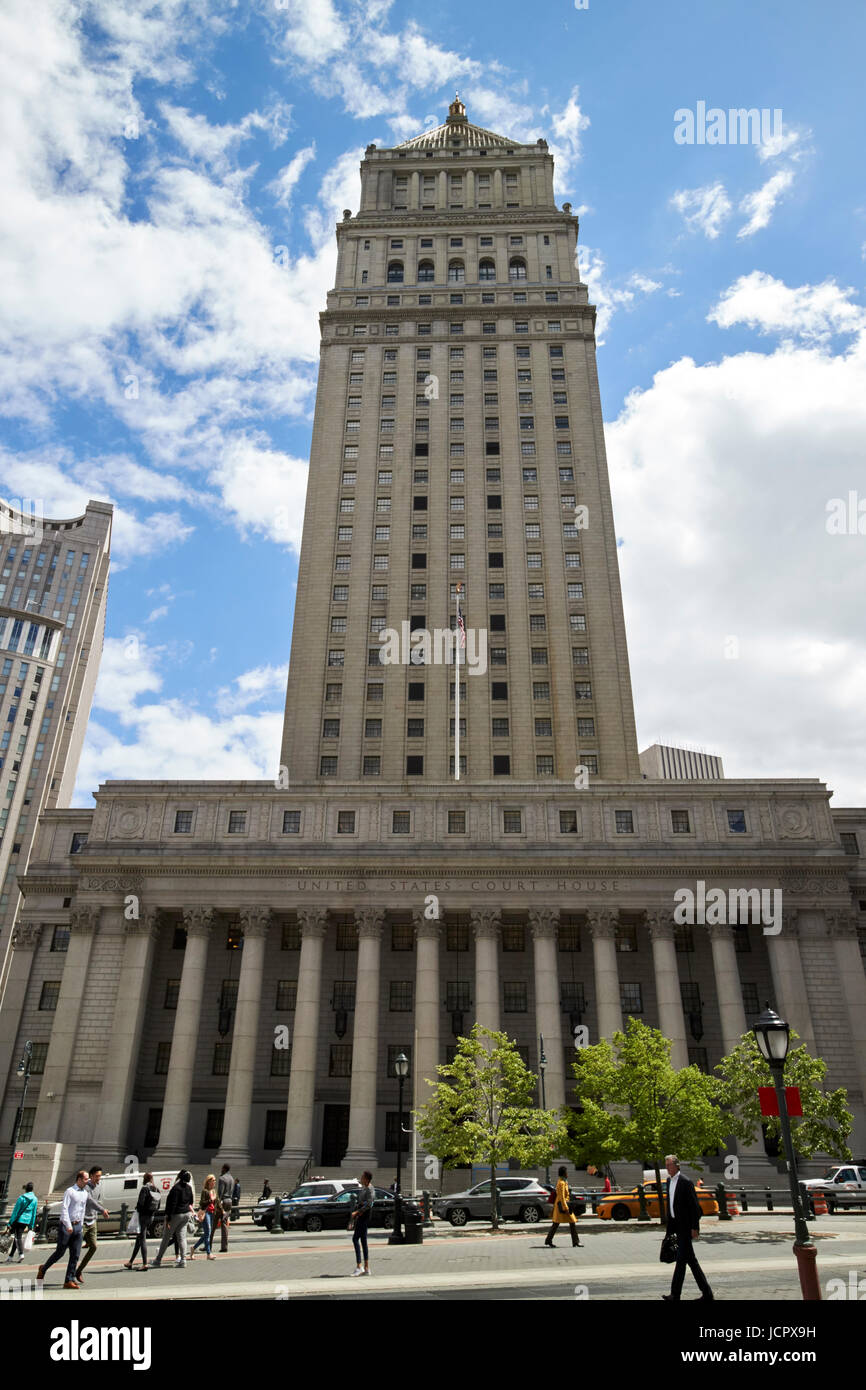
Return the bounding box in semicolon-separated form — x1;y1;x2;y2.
538;1034;550;1186
753;1005;820;1300
388;1052;410;1245
1;1041;32;1219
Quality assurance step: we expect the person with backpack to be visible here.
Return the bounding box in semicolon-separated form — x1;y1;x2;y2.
124;1174;159;1271
4;1181;38;1263
217;1165;234;1253
151;1171;194;1268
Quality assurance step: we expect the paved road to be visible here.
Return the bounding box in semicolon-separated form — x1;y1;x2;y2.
11;1213;866;1302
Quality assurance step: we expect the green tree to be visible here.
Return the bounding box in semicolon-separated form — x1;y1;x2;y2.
415;1023;565;1228
562;1018;731;1224
715;1030;852;1160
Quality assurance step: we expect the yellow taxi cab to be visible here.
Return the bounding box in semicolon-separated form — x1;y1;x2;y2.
596;1181;719;1222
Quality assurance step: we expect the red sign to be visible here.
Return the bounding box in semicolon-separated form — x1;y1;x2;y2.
759;1086;803;1117
14;1151;23;1159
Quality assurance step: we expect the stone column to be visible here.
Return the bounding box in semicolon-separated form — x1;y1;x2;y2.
0;922;41;1114
278;909;327;1168
343;908;384;1168
149;906;213;1167
33;906;99;1142
465;168;475;208
471;909;501;1034
767;911;816;1052
493;167;503;208
213;907;272;1165
409;170;419;208
707;922;748;1054
437;169;447;209
645;912;689;1069
529;910;564;1108
828;911;866;1117
413;909;441;1116
91;908;161;1167
587;910;622;1041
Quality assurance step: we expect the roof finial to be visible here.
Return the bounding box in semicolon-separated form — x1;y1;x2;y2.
447;92;467;124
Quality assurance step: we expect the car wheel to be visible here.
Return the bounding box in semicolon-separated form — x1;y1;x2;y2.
304;1214;323;1233
611;1203;631;1222
519;1204;541;1223
448;1208;469;1227
381;1211;394;1230
150;1217;165;1238
263;1213;275;1231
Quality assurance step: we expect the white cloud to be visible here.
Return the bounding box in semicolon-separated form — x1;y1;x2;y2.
215;663;290;716
756;123;807;164
737;169;795;238
267;143;316;206
606;283;866;805
577;249;664;343
547;88;591;193
670;182;732;239
708;271;866;341
208;436;309;552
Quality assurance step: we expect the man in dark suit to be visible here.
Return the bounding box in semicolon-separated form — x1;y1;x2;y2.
662;1155;713;1301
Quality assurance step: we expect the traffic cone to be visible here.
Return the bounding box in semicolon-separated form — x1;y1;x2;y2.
811;1192;828;1216
726;1192;740;1217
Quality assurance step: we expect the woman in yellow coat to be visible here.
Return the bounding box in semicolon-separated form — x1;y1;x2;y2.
544;1166;582;1248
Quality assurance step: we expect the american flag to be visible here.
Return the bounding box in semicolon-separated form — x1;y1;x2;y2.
455;582;466;648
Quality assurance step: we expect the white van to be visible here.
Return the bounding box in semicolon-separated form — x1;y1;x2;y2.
47;1170;196;1236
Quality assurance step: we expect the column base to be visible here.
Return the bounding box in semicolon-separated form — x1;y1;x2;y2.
211;1147;251;1166
275;1148;315;1171
147;1148;190;1171
341;1149;378;1171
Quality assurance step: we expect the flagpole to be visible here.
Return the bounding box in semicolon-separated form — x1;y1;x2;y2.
454;586;461;782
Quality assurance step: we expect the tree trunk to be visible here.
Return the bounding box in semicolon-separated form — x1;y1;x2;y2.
490;1163;500;1230
654;1161;666;1227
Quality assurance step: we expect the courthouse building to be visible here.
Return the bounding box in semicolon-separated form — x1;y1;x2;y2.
1;100;864;1190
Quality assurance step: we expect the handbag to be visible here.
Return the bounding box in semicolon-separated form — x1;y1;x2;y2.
127;1212;140;1236
0;1230;12;1255
659;1233;679;1264
23;1230;35;1251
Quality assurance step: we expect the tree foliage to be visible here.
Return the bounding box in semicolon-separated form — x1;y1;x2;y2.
415;1023;566;1228
562;1018;731;1222
714;1030;852;1160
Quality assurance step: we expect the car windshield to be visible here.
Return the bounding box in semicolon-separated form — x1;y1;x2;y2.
821;1168;840;1180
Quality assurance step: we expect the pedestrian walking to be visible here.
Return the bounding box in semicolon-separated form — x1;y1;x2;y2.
602;1174;612;1195
190;1175;218;1260
661;1155;713;1301
348;1170;374;1276
544;1166;582;1248
75;1165;106;1284
124;1173;159;1271
217;1164;233;1253
4;1181;38;1263
151;1171;195;1268
37;1171;106;1289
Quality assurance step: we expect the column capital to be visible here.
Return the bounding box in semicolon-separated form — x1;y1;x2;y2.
645;911;675;942
412;909;442;941
69;905;99;935
586;909;617;940
780;909;800;938
297;908;328;939
705;920;737;944
471;909;501;940
355;907;385;939
125;906;162;939
825;909;860;940
529;909;559;941
11;921;42;950
183;905;215;938
240;906;273;938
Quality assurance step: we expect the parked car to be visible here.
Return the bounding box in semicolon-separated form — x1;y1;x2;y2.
596;1182;719;1222
433;1177;554;1226
802;1164;866;1212
282;1186;421;1233
252;1179;360;1230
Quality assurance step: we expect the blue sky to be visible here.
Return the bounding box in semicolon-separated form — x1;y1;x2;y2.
1;0;864;804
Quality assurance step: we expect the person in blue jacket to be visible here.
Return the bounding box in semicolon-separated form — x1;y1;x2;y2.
5;1182;39;1262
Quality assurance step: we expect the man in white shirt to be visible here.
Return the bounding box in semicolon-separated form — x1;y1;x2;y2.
37;1170;107;1289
